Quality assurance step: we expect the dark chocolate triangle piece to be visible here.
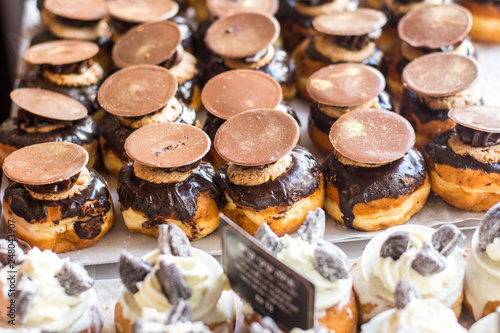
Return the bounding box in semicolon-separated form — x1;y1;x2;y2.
155;261;191;304
158;223;192;257
411;242;447;276
255;223;283;255
297;208;326;243
166;299;194;324
380;231;410;261
118;251;152;294
314;241;349;281
16;275;37;325
432;224;465;257
479;202;500;251
56;261;94;296
395;279;420;309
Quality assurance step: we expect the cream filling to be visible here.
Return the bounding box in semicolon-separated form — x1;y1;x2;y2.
133;163;197;184
227;153;293;186
318;97;380;119
295;0;351;17
361;299;467;333
419;83;482;111
21;121;71;133
384;0;442;16
26;167;91;201
119;97;184;129
469;311;500;333
48;18;111;41
43;62;104;87
0;248;97;332
401;40;473;62
223;45;276;70
314;35;376;63
448;135;500;164
169;52;198;85
277;235;352;316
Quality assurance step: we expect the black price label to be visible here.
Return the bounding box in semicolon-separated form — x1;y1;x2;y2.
220;214;315;332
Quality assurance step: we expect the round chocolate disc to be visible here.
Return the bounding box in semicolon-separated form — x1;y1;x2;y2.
207;0;279;17
45;0;108;21
98;65;177;117
11;88;87;121
312;9;387;36
3;142;88;185
24;40;99;66
202;70;282;120
108;0;179;23
449;106;500;133
112;21;182;69
402;53;479;97
398;4;472;49
329;109;415;164
204;12;279;59
214;108;299;167
307;64;385;107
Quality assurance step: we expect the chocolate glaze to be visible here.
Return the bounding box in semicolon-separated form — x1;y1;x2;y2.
25;172;80;194
202;103;301;141
456;124;500;147
19;66;101;115
0;116;98;148
305;38;384;72
3;168;112;240
99;104;197;162
322;147;427;228
41;59;93;75
54;15;101;27
309;91;393;134
192;16;214;63
202;46;296;88
175;73;201;107
214;146;322;211
400;88;484;126
297;0;331;5
170;16;194;51
118;161;224;233
425;129;500;173
17;109;58;128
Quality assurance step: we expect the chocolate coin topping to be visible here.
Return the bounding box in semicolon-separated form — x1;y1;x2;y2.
45;0;108;21
206;0;279;17
24;40;99;66
107;0;179;23
312;9;387;36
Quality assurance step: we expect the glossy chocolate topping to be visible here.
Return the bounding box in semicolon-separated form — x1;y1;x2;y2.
98;65;177;117
11;88;87;121
330;109;415;164
426;129;500;172
204;12;279;59
456;125;500;147
107;0;179;23
112;21;182;69
40;59;94;75
125;123;210;168
44;0;108;21
3;142;88;186
0;116;98;149
309;91;392;134
207;0;279;17
4;168;112;240
215;146;322;210
118;161;224;231
323;148;427;228
398;4;472;49
99;104;197;162
297;0;332;5
176;74;200;107
25;172;80;194
24;40;99;66
202;69;282;120
214;109;299;167
307;63;385;107
402;53;480;97
312;9;387;36
449;105;500;133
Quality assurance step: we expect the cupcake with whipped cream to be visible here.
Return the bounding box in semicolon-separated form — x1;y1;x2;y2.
352;224;466;324
469;307;500;333
361;279;467;333
0;246;103;332
115;223;235;333
464;202;500;320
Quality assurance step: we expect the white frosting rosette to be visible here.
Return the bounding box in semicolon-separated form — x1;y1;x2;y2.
469;309;500;333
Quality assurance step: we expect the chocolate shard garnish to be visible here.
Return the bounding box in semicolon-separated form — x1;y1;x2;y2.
314;241;349;281
380;231;411;261
297;208;326;243
0;239;24;267
56;261;94;296
479;202;500;251
158;224;192;257
395;279;420;310
166;299;194;324
131;319;167;333
118;251;152;294
255;223;284;256
16;275;37;325
432;224;465;257
249;316;281;333
155;261;191;304
411;242;447;276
